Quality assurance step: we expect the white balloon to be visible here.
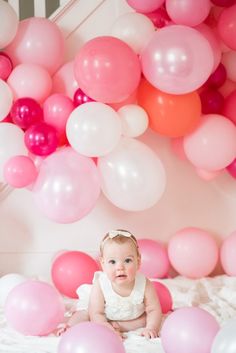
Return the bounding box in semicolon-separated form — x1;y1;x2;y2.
111;12;155;54
98;137;166;211
0;0;18;48
0;80;13;121
0;123;28;181
211;319;236;353
0;273;27;307
66;102;122;157
118;104;149;138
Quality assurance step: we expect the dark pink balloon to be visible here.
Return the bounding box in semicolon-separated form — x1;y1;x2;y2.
206;63;227;89
200;89;224;114
73;88;94;107
10;97;43;129
0;52;13;80
226;158;236;178
211;0;236;6
24;122;58;156
146;7;171;28
222;90;236;124
151;281;173;314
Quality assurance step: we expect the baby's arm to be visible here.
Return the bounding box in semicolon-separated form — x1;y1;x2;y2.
140;279;162;339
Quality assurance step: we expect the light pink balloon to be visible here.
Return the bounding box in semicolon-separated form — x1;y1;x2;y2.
43;93;74;145
52;61;79;99
217;4;236;50
74;36;141;103
166;0;211;27
220;231;236;276
168;227;218;278
137;239;170;278
0;0;18;48
7;64;52;103
183;114;236;171
141;25;214;94
4;280;65;336
3;155;38;188
5;17;64;74
0;79;13;121
33;147;101;223
195;167;222;181
126;0;165;13
161;307;220;353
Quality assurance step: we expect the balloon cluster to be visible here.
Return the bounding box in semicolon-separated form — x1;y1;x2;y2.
1;0;236;224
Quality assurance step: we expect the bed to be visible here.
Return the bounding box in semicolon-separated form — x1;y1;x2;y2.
1;275;236;353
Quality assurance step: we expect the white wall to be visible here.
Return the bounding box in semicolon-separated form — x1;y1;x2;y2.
1;0;236;280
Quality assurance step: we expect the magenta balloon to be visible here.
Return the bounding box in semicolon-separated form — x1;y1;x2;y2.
0;52;13;80
4;280;65;336
32;147;101;223
73;88;94;107
58;322;126;353
74;36;141;103
161;307;220;353
146;7;172;28
10;97;43;129
211;0;236;6
24;122;58;156
206;63;227;89
226;158;236;178
141;25;214;94
200;89;224;114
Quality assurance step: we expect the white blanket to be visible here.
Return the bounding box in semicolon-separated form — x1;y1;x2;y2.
1;275;236;353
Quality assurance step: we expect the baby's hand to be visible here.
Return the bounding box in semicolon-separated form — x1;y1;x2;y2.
109;321;124;340
55;323;70;336
140;327;158;339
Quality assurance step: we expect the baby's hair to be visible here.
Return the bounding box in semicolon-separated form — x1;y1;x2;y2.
100;229;140;257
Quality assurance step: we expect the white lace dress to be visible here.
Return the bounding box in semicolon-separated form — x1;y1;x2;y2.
76;271;146;321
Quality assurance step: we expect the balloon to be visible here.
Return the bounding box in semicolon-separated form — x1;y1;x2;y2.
98;137;166;211
0;52;13;80
168;227;218;278
0;123;27;181
51;250;99;298
4;280;65;336
126;0;165;13
166;0;211;27
226;158;236;178
211;319;236;353
10;97;43;129
24;122;58;156
7;63;52;103
171;138;187;160
200;89;224;114
219;79;236;97
0;79;13;121
138;79;202;138
161;307;220;353
137;239;170;278
217;5;236;50
117;104;149;138
66;102;122;157
220;231;236;276
3;155;38;188
222;50;236;82
206;63;227;89
195;167;222;181
74;36;141;103
0;273;27;307
73;88;94;107
43;93;74;145
223;90;236;125
58;322;125;353
0;0;18;48
141;25;214;94
211;0;236;5
52;61;79;99
5;17;64;74
111;12;155;54
146;6;171;28
151;281;173;314
32;147;101;223
183;114;236;171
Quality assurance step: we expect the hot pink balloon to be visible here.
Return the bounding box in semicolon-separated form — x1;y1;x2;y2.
51;250;99;298
73;88;94;107
58;322;126;353
137;239;170;278
5;17;64;74
10;97;43;129
126;0;165;13
4;280;65;336
200;88;224;114
226;158;236;178
3;155;38;188
151;281;173;314
32;147;101;223
222;90;236;125
217;4;236;50
141;25;214;94
146;7;171;28
74;36;141;103
220;231;236;276
206;63;227;89
52;61;79;99
0;52;13;80
161;307;220;353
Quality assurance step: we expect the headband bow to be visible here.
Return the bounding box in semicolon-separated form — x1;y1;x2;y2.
108;230;132;239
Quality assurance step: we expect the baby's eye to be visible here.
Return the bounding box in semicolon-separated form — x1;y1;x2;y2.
125;258;132;263
109;259;116;265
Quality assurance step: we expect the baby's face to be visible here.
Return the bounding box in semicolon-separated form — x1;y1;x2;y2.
101;240;140;286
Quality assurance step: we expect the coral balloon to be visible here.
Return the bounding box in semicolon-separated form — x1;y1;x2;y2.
138;79;202;137
137;239;170;278
32;147;101;223
220;231;236;276
51;251;99;298
74;36;141;103
4;280;65;336
10;97;43;129
151;281;173;314
168;227;218;278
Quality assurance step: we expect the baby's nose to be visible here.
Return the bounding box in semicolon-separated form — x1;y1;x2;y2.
116;261;124;270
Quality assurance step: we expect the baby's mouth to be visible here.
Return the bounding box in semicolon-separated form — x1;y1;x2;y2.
116;274;127;278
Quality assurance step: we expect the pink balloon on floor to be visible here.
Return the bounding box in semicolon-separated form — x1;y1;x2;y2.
151;281;173;313
137;239;170;278
4;280;65;336
51;250;99;298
